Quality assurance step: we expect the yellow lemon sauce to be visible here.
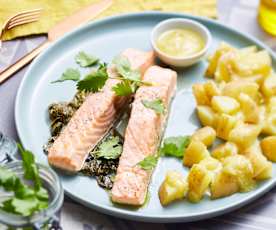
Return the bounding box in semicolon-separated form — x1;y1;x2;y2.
157;29;205;58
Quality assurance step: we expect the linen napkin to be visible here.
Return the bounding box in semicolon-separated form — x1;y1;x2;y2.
0;0;217;41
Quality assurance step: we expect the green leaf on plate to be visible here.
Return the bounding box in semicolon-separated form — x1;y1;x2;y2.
95;136;122;159
112;81;134;96
77;64;108;92
142;98;165;115
137;155;158;171
51;68;80;83
160;136;191;158
75;51;98;67
112;55;141;81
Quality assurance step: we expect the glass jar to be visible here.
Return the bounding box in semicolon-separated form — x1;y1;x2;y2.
258;0;276;36
0;132;17;163
0;161;64;229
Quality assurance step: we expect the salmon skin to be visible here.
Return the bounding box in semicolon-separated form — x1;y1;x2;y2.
111;65;177;205
48;49;154;172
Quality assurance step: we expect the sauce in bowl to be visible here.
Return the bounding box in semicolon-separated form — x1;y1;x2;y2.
156;28;205;58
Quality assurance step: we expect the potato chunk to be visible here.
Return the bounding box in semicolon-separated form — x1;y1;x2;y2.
183;140;210;167
262;113;276;135
262;73;276;97
199;156;222;172
238;93;260;123
267;97;276;114
192;126;216;147
212;96;240;115
204;81;221;99
255;162;272;180
210;170;239;199
214;52;234;82
211;96;240;115
158;171;188;206
228;123;261;151
192;81;221;106
192;83;209;105
222;80;259;101
196;106;217;128
206;42;234;77
260;136;276;162
222;155;255;192
216;114;238;140
240;46;257;54
212;142;238;160
232;50;271;77
244;141;272;179
187;164;212;202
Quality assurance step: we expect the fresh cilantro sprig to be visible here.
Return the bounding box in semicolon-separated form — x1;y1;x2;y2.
111;55;152;96
75;51;98;67
137;155;159;171
93;136;123;160
142;99;165;115
112;55;141;81
0;144;49;217
51;68;80;83
160;136;191;158
51;51;152;97
112;81;134;96
77;63;108;92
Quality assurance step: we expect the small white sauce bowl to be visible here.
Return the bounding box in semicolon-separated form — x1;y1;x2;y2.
151;18;212;67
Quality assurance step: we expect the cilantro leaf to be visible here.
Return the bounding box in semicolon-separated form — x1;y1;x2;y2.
36;187;49;201
0;165;49;217
11;197;39;216
142;99;165;115
75;51;98;67
77;64;108;92
14;183;35;199
112;55;141;81
18;143;41;190
1;199;15;213
0;167;19;191
0;145;49;217
95;136;122;159
51;68;80;83
160;136;191;158
112;81;134;96
112;55;131;76
137;155;158;170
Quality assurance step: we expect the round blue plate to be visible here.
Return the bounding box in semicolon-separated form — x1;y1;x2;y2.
15;12;276;223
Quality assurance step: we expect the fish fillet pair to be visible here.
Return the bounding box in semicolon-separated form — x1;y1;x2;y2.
48;48;177;205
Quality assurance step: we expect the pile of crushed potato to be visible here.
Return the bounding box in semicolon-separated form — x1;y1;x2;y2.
159;43;276;206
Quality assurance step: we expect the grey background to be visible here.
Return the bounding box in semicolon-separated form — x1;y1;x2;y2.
1;0;276;229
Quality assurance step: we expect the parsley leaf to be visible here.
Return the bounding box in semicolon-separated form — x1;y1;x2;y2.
142;99;165;115
51;68;80;83
75;51;98;67
77;64;108;92
137;155;158;170
95;136;122;159
112;81;134;96
160;136;191;158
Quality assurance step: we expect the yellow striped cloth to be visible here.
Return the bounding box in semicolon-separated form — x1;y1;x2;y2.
0;0;217;41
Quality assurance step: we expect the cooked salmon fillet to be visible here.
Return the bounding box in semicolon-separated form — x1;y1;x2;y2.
112;65;177;205
48;49;154;172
